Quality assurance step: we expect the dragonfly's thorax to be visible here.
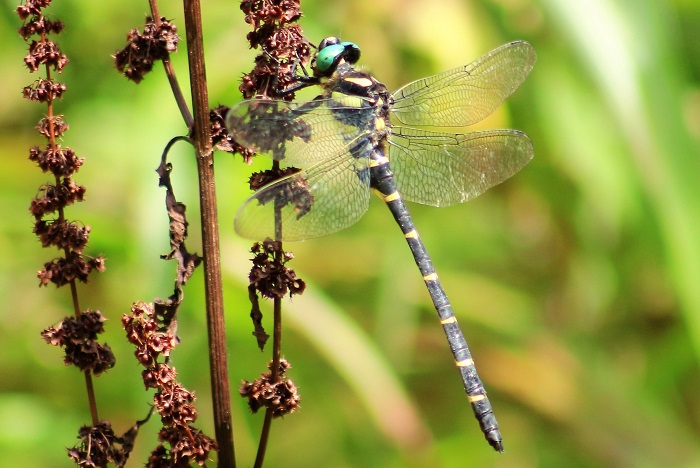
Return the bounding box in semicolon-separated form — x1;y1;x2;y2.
324;65;394;152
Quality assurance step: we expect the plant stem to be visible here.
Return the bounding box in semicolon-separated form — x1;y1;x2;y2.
254;296;282;468
149;2;193;128
254;158;285;467
181;0;235;466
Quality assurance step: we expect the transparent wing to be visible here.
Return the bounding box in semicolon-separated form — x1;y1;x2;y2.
388;126;533;207
226;98;374;167
227;97;377;241
234;152;371;241
391;41;536;127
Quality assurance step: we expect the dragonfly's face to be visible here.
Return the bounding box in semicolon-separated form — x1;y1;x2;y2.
313;36;361;77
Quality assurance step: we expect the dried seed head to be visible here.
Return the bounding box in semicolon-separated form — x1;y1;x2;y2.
33;219;90;251
240;358;300;417
150;426;218;467
240;0;302;29
114;17;180;83
36;115;68;138
210;105;256;163
40;310;116;375
23;78;66;102
122;302;179;368
24;39;68;72
37;251;105;288
29;179;86;219
28;143;83;177
248;238;306;299
67;421;130;467
18;15;63;39
154;379;198;426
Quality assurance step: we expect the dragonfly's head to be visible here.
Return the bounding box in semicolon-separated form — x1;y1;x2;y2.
313;37;361;77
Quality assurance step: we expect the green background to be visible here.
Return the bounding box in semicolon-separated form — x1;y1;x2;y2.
1;0;699;466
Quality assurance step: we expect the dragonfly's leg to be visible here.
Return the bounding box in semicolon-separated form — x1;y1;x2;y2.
287;94;329;116
277;75;320;96
258;49;320;96
290;51;311;78
277;50;324;96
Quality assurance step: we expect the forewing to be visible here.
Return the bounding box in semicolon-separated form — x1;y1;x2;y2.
226;98;373;167
234;151;371;242
391;41;536;127
389;126;533;207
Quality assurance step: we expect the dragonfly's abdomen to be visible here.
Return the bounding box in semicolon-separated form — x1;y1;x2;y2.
369;153;504;452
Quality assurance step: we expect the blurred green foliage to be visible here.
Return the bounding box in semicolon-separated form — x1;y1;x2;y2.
1;0;699;466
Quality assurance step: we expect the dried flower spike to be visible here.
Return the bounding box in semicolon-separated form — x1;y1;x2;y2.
123;302;217;465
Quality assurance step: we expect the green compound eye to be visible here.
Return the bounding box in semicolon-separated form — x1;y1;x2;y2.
315;40;361;75
339;42;361;65
315;43;346;74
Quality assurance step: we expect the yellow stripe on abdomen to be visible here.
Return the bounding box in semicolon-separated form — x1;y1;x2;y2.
423;272;438;282
383;191;400;202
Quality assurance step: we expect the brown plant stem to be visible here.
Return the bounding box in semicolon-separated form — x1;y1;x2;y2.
253;157;286;467
182;0;235;466
148;1;193;129
253;295;282;468
83;370;99;424
270;296;283;382
254;409;274;468
163;57;194;129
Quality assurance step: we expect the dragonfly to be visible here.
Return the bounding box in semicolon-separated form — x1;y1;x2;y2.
227;36;536;452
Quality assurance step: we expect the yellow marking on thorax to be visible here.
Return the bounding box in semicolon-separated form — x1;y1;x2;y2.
440;316;457;325
374;117;386;132
468;394;486;403
456;358;474;367
331;91;364;108
423;272;438;282
344;76;374;88
404;229;419;239
369;155;390;167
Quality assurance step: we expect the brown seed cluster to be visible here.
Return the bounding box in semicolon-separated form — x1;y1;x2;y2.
114;17;180;83
67;421;132;468
17;2;63;38
34;219;89;250
29;143;82;177
240;358;300;417
148;426;218;468
41;310;115;375
23;78;66;102
123;302;217;466
29;179;84;219
249;240;306;299
17;0;67;73
209;105;257;162
123;302;179;368
239;0;311;99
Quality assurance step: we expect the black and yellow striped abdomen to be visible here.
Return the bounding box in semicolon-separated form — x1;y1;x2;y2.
368;149;503;452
